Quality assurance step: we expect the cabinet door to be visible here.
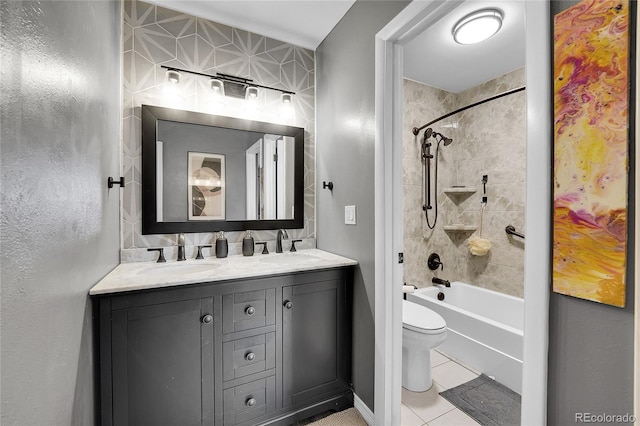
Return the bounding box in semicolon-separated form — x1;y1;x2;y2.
111;298;214;426
282;279;350;407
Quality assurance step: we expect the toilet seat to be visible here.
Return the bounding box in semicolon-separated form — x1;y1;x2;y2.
402;300;446;334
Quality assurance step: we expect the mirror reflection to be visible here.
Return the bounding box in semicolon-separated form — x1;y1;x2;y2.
156;120;296;222
141;105;304;234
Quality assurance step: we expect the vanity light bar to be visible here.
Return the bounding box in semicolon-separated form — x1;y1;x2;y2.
161;65;295;97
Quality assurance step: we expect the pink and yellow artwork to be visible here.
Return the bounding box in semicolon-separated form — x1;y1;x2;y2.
553;0;630;307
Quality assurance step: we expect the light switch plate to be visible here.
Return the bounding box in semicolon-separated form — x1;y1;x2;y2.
345;205;356;225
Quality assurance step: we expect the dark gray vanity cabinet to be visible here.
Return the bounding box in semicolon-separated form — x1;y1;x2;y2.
108;297;215;426
95;267;353;426
282;280;351;408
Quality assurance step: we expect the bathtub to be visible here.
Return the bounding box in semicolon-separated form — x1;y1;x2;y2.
407;282;524;394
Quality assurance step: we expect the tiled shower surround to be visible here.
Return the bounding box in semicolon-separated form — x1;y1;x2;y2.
121;0;315;258
403;68;526;298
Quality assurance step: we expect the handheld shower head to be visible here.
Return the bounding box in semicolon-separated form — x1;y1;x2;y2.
423;128;433;140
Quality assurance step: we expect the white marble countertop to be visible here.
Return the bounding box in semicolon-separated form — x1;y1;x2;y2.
90;249;358;296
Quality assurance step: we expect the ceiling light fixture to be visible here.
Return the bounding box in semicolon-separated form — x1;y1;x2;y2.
452;9;503;45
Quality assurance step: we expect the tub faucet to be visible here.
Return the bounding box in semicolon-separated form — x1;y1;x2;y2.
276;229;289;253
432;277;450;287
177;233;186;261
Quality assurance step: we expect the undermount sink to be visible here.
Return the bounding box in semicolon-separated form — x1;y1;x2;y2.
140;262;220;277
258;253;322;265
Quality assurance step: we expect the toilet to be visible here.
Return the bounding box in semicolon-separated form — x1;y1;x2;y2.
402;299;447;392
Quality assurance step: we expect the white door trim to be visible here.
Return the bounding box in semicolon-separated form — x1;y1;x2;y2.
374;2;551;424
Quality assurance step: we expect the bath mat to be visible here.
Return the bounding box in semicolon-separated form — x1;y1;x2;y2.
439;374;521;426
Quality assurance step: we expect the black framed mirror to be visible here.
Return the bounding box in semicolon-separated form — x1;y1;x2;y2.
142;105;304;234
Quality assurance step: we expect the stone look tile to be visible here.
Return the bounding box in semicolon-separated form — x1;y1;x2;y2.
403;68;525;298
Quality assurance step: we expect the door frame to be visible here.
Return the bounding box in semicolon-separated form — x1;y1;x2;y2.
373;2;552;424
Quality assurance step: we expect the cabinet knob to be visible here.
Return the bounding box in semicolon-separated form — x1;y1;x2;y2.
283;300;293;309
245;397;257;407
201;314;213;324
245;352;256;361
245;306;256;316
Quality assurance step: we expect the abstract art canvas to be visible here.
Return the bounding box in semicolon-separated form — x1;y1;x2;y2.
553;0;630;307
188;152;225;220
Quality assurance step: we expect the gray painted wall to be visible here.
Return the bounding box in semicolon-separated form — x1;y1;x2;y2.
315;0;409;411
546;1;636;423
1;1;121;424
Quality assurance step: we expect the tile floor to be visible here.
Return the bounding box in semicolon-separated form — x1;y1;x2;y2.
400;350;481;426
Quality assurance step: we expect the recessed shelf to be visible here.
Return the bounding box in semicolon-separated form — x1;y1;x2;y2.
444;187;477;195
443;224;477;232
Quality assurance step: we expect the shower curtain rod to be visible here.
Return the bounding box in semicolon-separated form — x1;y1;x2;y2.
412;86;526;136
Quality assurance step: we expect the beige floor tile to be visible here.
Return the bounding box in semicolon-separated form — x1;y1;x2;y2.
430;350;449;368
400;403;426;426
428;408;480;426
401;382;455;423
431;361;478;390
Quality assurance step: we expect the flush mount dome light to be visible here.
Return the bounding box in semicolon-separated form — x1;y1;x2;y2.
453;9;503;45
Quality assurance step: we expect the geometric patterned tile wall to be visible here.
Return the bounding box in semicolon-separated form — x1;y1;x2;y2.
122;0;315;252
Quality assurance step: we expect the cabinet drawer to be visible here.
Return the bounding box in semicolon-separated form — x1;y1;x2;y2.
223;376;275;426
223;289;275;334
223;332;275;382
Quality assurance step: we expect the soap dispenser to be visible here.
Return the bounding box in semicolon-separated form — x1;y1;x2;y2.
215;231;228;258
242;231;254;256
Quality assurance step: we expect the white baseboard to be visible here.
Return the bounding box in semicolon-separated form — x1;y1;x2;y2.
353;393;374;426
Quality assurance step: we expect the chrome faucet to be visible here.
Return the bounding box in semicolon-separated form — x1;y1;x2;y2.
177;233;186;261
276;229;289;253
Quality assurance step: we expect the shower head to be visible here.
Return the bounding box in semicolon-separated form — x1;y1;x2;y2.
423;128;433;140
433;132;453;146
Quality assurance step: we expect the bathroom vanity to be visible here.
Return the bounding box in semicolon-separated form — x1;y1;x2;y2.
91;250;356;426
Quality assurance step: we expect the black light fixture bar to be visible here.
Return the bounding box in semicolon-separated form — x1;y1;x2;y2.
160;65;295;95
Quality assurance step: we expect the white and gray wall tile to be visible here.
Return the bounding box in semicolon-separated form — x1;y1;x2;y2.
121;0;315;256
403;68;526;297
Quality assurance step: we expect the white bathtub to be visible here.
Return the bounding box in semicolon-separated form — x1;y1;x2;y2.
407;282;524;394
